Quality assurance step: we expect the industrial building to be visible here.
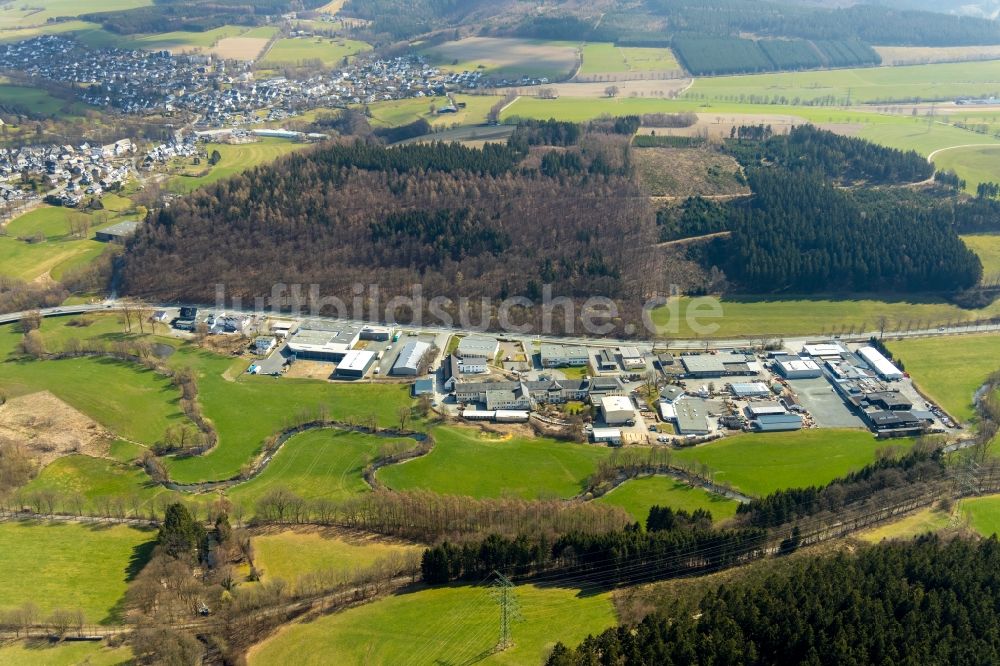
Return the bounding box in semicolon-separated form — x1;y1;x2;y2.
252;336;276;356
618;346;645;369
95;219;140;243
680;353;760;378
588;376;626;401
801;342;848;358
671;398;712;435
600;396;635;425
540;343;590;368
412;378;434;396
659;385;685;403
729;382;772;398
457;354;488;374
360;325;394;342
857;347;904;381
772;355;823;379
751;413;803;432
746;402;788;418
596;349;619;372
391;340;430;376
591;427;623;445
287;321;363;362
457;336;500;359
335;349;377;378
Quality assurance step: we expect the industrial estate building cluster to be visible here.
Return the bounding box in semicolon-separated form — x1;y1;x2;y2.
153;306;949;447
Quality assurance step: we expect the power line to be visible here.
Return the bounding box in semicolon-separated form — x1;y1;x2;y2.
489;570;521;652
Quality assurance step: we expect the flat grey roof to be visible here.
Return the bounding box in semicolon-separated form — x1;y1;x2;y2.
98;219;140;236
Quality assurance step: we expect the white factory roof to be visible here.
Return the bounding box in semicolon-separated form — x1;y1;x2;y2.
601;395;634;412
619;346;642;359
857;347;903;379
393;340;430;371
778;358;821;372
801;343;847;357
592;427;623;439
659;401;676;420
338;349;375;373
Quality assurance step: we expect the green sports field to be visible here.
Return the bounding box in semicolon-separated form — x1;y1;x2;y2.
251;529;421;590
376;426;614;499
597;476;739;522
260;37;371;67
887;333;1000;423
0;521;155;624
672;429;902;496
248;583;616;666
227;428;419;509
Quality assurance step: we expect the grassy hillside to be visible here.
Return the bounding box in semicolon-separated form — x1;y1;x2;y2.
248;583;616;666
672;430;902;497
597;476;739;523
0;521;155;624
376;426;613;500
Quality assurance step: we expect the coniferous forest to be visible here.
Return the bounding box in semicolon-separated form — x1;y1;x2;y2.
547;536;1000;665
120;123;990;325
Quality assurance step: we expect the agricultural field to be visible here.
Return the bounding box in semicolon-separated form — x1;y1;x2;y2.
251;528;421;590
961;234;1000;282
597;476;739;523
376;426;613;500
247;583;616;666
931;145;1000;192
961;494;1000;536
874;44;1000;66
260;36;371;68
887;334;1000;423
650;294;1000;339
124;25;251;53
634;146;748;197
0;82;79;116
671;430;903;497
0;19;119;47
0;206;120;282
0;521;155;624
577;43;680;76
686;60;1000;105
227;429;420;509
0;0;149;30
166;138;310;193
856;506;951;543
421;37;580;81
0;641;132;666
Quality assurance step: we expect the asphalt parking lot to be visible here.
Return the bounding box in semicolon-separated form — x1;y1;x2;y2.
786;377;865;428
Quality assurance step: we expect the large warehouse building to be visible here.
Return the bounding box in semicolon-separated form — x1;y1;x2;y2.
286;321;363;362
457;336;500;359
600;396;635;425
772;355;823;379
540;343;590;368
857;346;904;381
391;340;430;376
335;349;377;378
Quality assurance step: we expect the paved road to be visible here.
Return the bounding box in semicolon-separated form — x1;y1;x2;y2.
3;300;999;351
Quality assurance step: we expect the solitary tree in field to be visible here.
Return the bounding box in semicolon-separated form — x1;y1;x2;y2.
398;405;411;431
604;85;620;98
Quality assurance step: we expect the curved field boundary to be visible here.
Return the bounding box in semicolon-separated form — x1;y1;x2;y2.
165;422;431;493
927;143;1000;163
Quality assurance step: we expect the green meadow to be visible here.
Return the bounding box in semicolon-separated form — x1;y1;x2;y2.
0;641;132;666
248;583;616;666
227;428;419;509
962;234;1000;282
932;144;1000;192
251;529;421;590
672;430;902;496
651;295;1000;339
597;475;739;523
579;43;680;75
961;494;1000;536
887;333;1000;423
376;426;613;500
0;521;155;624
166;138;310;193
686;60;1000;104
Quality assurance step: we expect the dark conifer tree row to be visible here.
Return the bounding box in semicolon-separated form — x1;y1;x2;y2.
548;536;1000;665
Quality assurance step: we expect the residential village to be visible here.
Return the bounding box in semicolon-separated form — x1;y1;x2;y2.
0;35;468;125
145;305;958;452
